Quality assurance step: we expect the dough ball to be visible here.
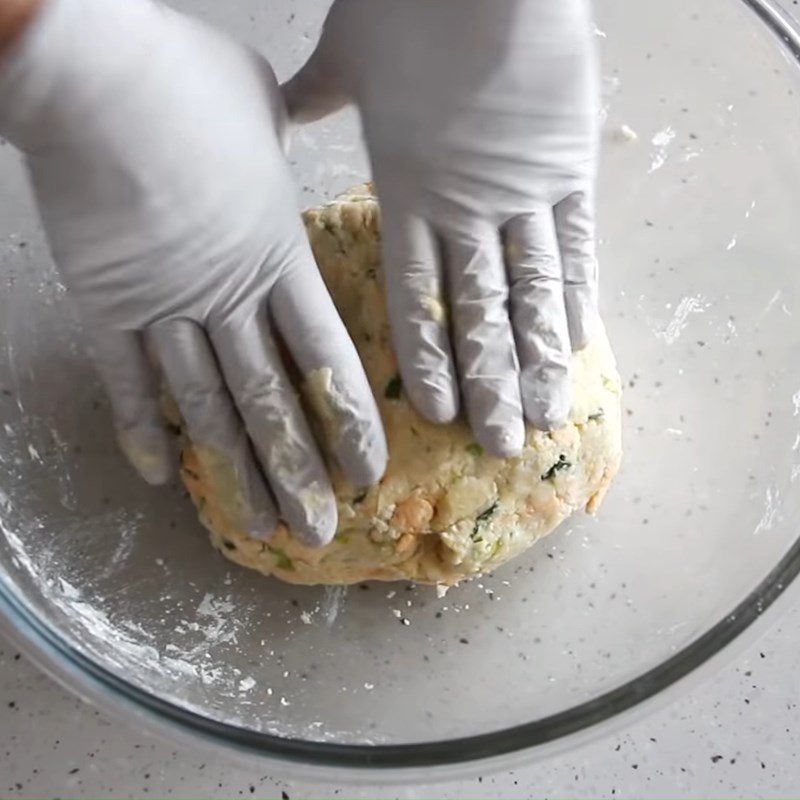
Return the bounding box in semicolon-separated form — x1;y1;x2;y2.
179;186;622;586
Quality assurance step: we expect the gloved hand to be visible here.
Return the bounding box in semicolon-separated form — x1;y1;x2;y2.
0;0;387;546
284;0;601;457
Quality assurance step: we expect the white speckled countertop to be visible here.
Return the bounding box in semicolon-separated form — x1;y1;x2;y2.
2;606;799;798
2;0;800;796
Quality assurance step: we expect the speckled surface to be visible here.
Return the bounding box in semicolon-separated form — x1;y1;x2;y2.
2;606;800;799
3;0;800;795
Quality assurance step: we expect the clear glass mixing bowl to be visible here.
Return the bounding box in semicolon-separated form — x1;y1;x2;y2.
1;0;800;778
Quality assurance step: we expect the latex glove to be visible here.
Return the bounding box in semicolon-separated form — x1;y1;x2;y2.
284;0;600;457
0;0;387;546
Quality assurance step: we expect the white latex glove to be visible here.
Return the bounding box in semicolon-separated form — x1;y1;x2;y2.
0;0;387;546
284;0;601;457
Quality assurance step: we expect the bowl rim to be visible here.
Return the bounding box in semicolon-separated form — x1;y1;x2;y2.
3;507;800;770
1;0;799;772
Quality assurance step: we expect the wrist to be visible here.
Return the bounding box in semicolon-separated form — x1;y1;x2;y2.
0;0;43;54
0;0;72;150
0;0;162;151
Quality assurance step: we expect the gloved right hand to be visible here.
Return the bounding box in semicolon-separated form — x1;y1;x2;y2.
0;0;387;547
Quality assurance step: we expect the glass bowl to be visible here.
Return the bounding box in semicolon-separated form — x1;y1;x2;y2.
2;0;800;779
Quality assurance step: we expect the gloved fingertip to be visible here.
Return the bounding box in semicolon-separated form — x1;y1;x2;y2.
567;299;599;352
477;420;526;460
293;519;337;549
521;367;572;432
290;486;338;549
340;433;388;488
407;379;460;426
246;511;279;541
569;317;596;352
137;460;173;487
117;428;173;486
528;407;570;433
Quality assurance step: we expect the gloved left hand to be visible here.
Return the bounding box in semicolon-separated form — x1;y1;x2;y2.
284;0;601;457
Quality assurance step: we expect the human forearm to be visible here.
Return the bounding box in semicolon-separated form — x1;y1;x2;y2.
0;0;167;152
0;0;42;55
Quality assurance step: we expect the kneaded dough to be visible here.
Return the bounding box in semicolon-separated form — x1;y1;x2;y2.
179;186;622;586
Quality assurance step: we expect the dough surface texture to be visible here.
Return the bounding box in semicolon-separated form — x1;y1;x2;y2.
179;187;622;585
